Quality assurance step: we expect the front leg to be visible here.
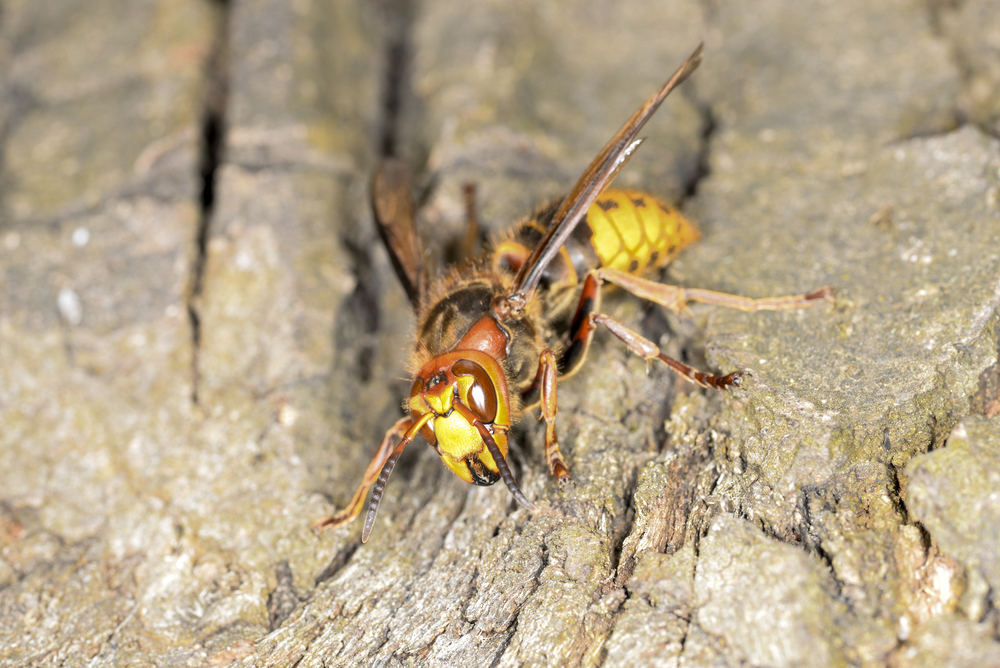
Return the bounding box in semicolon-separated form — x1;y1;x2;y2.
313;415;413;533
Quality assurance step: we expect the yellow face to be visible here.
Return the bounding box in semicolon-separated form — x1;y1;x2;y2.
408;350;512;486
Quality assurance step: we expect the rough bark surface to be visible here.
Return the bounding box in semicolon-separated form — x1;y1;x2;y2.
2;0;1000;666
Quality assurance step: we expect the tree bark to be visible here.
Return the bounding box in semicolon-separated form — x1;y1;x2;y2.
2;0;1000;666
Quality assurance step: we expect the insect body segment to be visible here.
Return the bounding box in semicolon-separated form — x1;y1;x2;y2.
496;190;699;315
492;189;700;380
408;350;512;486
588;189;700;276
315;44;833;542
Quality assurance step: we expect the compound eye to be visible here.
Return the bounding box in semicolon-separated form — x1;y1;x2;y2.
451;359;498;423
410;376;424;400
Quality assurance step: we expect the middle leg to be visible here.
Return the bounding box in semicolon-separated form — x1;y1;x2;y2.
561;271;746;390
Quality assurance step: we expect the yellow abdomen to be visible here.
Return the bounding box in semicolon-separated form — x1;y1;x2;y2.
587;189;699;275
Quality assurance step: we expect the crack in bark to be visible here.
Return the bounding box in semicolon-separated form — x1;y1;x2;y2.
314;539;361;586
187;0;231;405
336;236;382;384
267;561;301;631
673;502;711;667
592;589;629;668
368;623;395;664
969;321;1000;417
796;483;847;602
681;101;717;201
374;0;413;160
610;464;641;585
0;73;40;220
486;638;509;668
394;465;459;544
364;535;473;664
923;0;996;137
884;429;914;526
488;542;549;666
458;562;483;626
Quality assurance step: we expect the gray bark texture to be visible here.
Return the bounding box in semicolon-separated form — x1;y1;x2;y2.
2;0;1000;666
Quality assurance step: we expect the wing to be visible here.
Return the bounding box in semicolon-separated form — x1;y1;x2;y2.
503;43;703;313
371;158;428;310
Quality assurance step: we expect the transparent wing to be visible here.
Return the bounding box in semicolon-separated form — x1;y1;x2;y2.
506;43;703;311
371;158;428;310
